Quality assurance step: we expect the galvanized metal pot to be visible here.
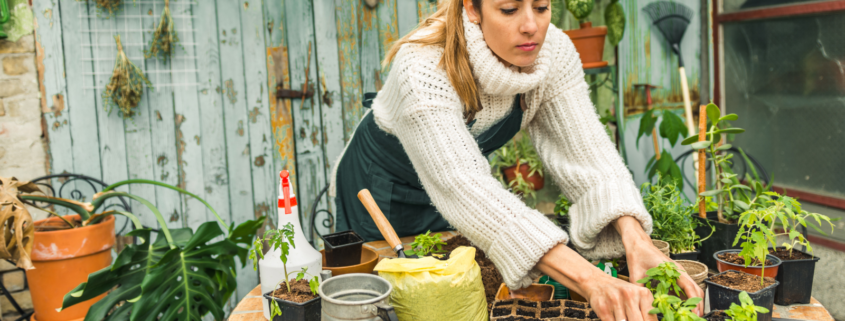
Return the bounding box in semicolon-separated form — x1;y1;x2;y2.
318;273;397;321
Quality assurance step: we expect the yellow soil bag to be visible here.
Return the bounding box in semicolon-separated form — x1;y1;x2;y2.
374;246;488;321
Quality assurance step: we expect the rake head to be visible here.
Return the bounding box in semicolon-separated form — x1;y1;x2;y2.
643;1;693;59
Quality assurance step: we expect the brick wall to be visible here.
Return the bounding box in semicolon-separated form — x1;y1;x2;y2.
0;34;43;320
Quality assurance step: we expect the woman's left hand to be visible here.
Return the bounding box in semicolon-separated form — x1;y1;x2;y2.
614;217;705;316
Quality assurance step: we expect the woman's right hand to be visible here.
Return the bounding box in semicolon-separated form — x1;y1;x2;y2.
537;244;657;321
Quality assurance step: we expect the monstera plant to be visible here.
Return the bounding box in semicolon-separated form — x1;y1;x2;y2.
14;179;264;321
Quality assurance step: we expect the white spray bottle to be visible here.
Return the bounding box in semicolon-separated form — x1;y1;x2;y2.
259;170;322;320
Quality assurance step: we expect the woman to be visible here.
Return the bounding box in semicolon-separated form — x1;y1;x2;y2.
329;0;703;319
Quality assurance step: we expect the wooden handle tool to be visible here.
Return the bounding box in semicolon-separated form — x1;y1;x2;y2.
358;189;409;258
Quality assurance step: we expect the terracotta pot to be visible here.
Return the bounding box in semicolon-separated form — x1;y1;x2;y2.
563;22;608;68
319;247;379;276
502;164;545;191
714;249;781;279
27;215;115;321
495;283;555;301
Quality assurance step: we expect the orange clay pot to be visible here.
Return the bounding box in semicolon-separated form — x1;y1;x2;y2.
503;163;545;191
26;215;115;321
563;22;608;68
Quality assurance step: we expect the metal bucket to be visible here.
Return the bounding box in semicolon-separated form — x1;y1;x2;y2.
318;273;397;321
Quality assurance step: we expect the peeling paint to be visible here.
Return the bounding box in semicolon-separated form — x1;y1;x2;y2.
266;45;298;190
175;114;187;190
254;155;265;167
237;120;244;136
157;155;168;166
155;110;162;121
169;210;179;222
224;79;237;103
249;107;260;123
194;135;200;145
51;94;65;117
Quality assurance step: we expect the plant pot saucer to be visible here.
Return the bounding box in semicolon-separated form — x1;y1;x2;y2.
583;61;609;69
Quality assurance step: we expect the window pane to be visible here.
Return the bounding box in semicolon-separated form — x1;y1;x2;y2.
724;13;845;199
722;0;837;13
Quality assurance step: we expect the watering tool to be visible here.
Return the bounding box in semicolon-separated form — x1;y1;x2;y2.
642;2;696;139
259;170;323;320
0;0;10;39
357;189;419;259
633;83;662;159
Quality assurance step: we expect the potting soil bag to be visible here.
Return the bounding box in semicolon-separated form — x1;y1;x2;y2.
374;246;487;321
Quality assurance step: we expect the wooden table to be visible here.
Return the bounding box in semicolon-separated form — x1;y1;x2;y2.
229;231;834;321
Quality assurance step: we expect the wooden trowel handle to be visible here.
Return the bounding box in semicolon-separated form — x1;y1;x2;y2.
358;189;403;251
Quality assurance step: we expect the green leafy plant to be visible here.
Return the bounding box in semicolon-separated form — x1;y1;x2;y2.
682;103;751;223
642;180;713;254
724;291;769;321
490;131;544;200
565;0;594;22
733;191;834;284
554;194;572;218
639;109;688;187
16;179;264;321
405;230;447;257
605;0;626;46
249;223;320;318
639;263;704;321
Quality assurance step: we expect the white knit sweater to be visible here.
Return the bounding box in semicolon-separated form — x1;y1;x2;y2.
330;12;652;290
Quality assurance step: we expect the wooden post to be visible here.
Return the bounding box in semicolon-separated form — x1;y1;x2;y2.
698;105;707;218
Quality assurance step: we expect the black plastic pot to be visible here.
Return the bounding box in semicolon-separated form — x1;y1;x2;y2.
263;290;320;321
702;310;727;321
321;230;364;267
694;212;740;271
670;249;700;261
705;270;778;321
771;247;820;305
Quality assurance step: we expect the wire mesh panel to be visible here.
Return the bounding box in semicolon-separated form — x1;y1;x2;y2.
724;12;845;199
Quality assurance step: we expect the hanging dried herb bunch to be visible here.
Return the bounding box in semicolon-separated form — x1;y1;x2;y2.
145;0;180;62
80;0;133;17
104;35;152;118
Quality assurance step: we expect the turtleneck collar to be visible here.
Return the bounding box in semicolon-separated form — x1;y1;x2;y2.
462;9;551;96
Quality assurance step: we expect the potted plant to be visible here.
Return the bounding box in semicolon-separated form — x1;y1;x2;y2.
705;270;778;321
553;194;572;229
642;179;714;261
250;223;321;320
490;131;545;200
405;230;448;258
638;262;705;321
4;177;264;321
552;0;608;67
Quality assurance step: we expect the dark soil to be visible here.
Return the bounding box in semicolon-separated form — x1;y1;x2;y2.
709;271;776;293
541;300;561;308
565;301;586;309
769;248;813;261
540;309;561;318
34;218;83;231
564;308;586;319
495;317;538;321
517;300;537;308
270;279;317;303
441;235;503;307
493;307;512;317
718;252;773;267
706;310;729;321
516;308;536;317
588;310;598;319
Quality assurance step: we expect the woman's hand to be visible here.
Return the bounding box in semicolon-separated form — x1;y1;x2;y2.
537;244;656;321
613;216;705;316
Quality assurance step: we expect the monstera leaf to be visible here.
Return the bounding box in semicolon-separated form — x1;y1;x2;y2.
565;0;594;21
0;177;37;269
605;0;626;46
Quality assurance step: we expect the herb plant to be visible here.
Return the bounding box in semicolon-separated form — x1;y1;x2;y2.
637;262;685;297
724;291;769;321
103;35;151;119
733;191;834;284
642;180;713;253
639;263;705;321
405;230;447;257
554;194;572;218
639;109;689;187
145;0;180;62
249;223;320;318
490;131;544;201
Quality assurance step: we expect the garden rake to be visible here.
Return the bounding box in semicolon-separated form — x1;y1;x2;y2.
643;1;696;138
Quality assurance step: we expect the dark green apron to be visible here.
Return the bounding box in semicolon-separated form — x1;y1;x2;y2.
334;93;525;241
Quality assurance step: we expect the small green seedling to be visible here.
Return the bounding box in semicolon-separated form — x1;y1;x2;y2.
724;291;769;321
733;191;834;284
249;223;320;318
637;262;685;298
554;194;572;218
405;230;447;257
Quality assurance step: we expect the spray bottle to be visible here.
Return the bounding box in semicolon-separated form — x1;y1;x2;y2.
259;170;322;319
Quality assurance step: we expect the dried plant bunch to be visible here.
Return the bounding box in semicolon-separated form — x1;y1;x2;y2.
0;177;37;270
82;0;134;17
145;0;180;62
104;35;151;118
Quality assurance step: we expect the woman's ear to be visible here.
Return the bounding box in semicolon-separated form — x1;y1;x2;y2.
463;0;480;24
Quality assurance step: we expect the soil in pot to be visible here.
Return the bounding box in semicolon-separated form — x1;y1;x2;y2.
706;271;778;321
540;308;562;318
441;235;503;308
708;271;776;293
492;307;513;317
769;247;821;305
564;308;587;319
270;279;318;303
704;310;729;321
564;301;587;309
718;252;773;267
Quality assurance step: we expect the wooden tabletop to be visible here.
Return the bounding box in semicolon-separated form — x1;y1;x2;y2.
229;231;834;321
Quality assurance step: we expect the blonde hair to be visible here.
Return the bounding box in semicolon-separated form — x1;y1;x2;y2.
383;0;483;118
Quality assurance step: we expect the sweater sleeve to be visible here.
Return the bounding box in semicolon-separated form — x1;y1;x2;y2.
387;45;568;290
527;29;652;261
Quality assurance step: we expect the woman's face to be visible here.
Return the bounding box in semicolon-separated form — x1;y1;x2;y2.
465;0;551;68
